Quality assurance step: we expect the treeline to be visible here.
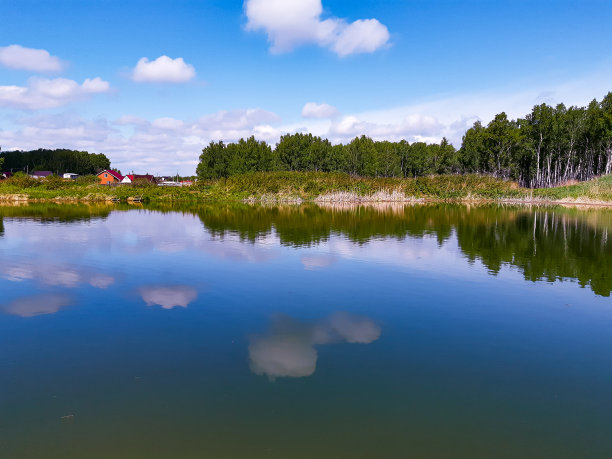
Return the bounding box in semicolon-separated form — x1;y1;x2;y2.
197;135;458;180
0;149;111;175
461;92;612;187
197;92;612;188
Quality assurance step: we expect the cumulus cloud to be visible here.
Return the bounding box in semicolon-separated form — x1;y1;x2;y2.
249;332;318;378
249;312;381;379
0;76;110;110
0;44;64;72
2;293;72;317
321;311;382;344
332;19;390;57
1;261;115;289
244;0;389;56
132;56;196;83
301;102;339;119
198;108;280;130
0;107;282;175
152;117;184;131
139;285;198;309
2;70;608;175
328;114;442;143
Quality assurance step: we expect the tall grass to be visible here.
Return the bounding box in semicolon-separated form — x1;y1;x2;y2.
0;172;611;204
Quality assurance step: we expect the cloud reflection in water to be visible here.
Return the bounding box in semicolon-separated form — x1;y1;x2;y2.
139;285;198;309
249;312;381;380
2;293;73;317
2;262;115;289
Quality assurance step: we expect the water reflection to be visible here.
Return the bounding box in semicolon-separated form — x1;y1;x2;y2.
2;262;115;289
249;312;381;379
186;203;610;296
2;293;72;317
300;253;337;270
139;285;198;309
0;202;610;296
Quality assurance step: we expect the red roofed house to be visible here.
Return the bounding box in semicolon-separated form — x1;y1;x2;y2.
97;169;123;185
121;174;156;184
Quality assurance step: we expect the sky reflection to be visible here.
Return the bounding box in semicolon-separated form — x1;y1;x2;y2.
139;285;198;309
249;312;381;380
2;293;73;317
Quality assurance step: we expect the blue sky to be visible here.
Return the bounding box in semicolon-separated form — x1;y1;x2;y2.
1;0;611;174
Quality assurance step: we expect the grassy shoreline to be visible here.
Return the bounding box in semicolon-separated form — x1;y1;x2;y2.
1;172;611;206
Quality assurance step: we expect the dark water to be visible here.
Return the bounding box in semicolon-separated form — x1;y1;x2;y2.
0;202;610;458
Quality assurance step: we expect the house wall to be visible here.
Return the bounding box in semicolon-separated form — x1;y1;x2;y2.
98;172;117;185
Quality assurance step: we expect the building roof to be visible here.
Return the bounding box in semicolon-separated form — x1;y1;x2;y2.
134;174;155;182
98;169;123;181
32;171;53;177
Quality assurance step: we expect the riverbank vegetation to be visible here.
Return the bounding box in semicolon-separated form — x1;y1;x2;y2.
197;92;612;188
1;171;611;204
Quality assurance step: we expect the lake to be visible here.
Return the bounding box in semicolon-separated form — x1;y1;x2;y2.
0;202;611;458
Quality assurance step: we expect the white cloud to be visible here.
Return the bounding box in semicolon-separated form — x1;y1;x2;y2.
3;293;72;317
249;333;318;379
132;56;196;83
249;312;381;379
1;260;115;290
198;108;280;130
140;285;198;309
244;0;389;56
332;19;390;57
114;115;148;126
0;77;110;110
152;117;184;130
0;107;281;175
321;311;381;344
328;114;441;143
1;69;608;175
0;44;64;72
301;102;339;119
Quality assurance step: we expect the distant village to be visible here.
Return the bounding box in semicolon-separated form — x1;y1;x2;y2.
1;169;194;187
95;170;193;186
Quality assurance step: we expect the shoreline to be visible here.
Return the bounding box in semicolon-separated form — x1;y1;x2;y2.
1;172;611;208
1;192;612;208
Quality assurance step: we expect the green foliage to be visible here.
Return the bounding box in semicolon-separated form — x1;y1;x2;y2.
75;175;100;185
196;92;611;189
276;133;332;171
196;133;458;180
4;173;38;188
1;170;611;203
0;148;111;176
459;92;612;187
197;136;277;179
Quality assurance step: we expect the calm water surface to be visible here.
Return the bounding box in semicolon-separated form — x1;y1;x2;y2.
0;203;611;458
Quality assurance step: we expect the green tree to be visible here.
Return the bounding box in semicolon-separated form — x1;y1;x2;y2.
197;141;231;179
